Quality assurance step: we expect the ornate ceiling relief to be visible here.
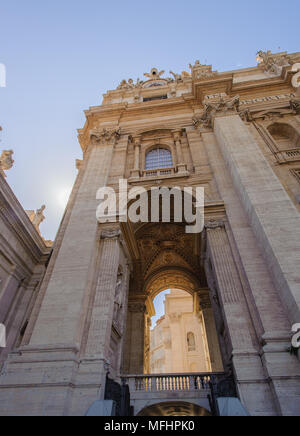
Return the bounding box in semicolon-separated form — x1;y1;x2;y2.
130;223;204;300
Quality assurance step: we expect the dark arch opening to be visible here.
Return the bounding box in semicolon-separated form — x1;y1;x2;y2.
137;401;211;416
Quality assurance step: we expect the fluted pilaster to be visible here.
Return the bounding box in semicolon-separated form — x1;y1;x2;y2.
85;228;121;357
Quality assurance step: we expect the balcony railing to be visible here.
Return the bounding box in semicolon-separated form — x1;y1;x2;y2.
123;372;225;394
143;167;175;178
275;148;300;163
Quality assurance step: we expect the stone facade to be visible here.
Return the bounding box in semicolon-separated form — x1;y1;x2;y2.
0;165;51;369
0;51;299;416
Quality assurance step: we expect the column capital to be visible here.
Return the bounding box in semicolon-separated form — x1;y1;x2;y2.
290;96;300;114
130;134;142;146
90;127;121;145
199;295;212;310
195;95;240;129
172;129;183;141
205;220;226;230
100;228;121;240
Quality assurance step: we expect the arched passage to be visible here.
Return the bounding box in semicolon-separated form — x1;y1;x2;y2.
137;401;211;416
122;239;224;375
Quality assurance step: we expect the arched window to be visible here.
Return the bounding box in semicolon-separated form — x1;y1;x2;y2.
187;332;196;352
267;123;300;150
145;147;173;170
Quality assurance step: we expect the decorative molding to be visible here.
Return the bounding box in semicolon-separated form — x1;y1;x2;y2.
239;93;295;106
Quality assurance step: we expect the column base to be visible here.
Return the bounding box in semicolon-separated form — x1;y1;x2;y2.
0;345;108;416
176;163;188;173
130;169;140;178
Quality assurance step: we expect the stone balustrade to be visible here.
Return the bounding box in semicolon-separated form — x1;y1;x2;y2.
123;372;225;393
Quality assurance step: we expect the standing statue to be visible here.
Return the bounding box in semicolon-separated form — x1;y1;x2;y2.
32;205;46;230
0;150;14;177
113;269;124;327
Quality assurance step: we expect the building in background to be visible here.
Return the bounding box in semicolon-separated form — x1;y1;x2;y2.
0;143;51;368
150;289;221;374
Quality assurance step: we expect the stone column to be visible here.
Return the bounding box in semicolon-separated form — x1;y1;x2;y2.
122;301;146;374
213;113;300;325
197;291;223;372
70;227;122;402
172;130;187;173
205;221;278;415
130;135;141;178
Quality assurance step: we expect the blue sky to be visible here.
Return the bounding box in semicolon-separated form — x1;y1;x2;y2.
0;0;299;240
151;289;170;329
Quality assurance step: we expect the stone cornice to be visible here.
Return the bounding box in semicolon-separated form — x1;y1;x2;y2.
0;173;50;264
78;51;300;151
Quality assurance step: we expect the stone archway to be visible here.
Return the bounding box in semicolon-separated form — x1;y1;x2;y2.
121;222;224;375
